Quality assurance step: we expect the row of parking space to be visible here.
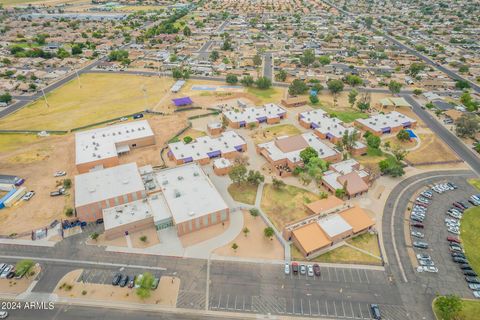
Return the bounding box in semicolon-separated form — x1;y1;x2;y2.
79;268;162;285
285;266;377;284
208;293;408;320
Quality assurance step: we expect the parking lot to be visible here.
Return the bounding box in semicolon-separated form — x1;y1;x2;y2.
407;180;477;297
79;268;163;285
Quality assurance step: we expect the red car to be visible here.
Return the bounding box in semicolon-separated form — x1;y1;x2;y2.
447;236;461;244
411;222;424;229
291;262;299;274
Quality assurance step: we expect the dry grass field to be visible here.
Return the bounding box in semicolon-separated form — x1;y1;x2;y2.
0;74;174;131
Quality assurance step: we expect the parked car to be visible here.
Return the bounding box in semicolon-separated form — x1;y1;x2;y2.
410;223;424;229
119;274;129;287
112;273;122;286
151;277;160;290
413;241;429;249
449;245;464;253
0;265;13;279
300;264;306;275
284;263;290;275
473;291;480;299
96;218;104;224
419;259;434;266
128;279;134;289
0;311;7;319
292;262;298;274
370;304;382;320
468;283;480;290
134;274;143;288
465;277;480;284
464;270;478;277
416;254;431;260
54;171;66;177
133;113;144;119
22;191;35;201
417;266;438;273
313;264;321;276
411;231;424;238
447;237;461;244
461;264;473;271
307;265;314;277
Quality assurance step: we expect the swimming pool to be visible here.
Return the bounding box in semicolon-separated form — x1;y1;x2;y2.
405;129;417;138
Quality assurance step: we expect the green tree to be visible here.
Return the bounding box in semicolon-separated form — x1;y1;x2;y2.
455;80;471;90
90;232;99;241
229;164;247;184
275;69;287;82
300;49;315;66
253;54;262;67
365;16;373;28
140;236;147;242
309;94;319;104
392;145;408;161
335;188;346;198
396;129;410;142
0;93;12;104
348;89;358;108
71;44;83;55
57;48;70;59
209;50;219;61
379;156;404;177
183;136;193;144
367;135;381;149
388;80;402;95
243;227;250;237
459;65;469;73
408;63;425;77
357;102;370;111
288;79;309;96
63;178;72;189
183;26;191;36
455;114;479;138
327;79;344;104
249;208;259;218
272;178;286;189
345;74;363;87
246;170;264;185
255;76;272;89
232;243;238;252
299;147;318;164
226;74;238;84
413;89;423;96
434;295;462;320
108;50;129;62
240;75;254;87
264;227;275;240
318;55;331;66
136;272;154;299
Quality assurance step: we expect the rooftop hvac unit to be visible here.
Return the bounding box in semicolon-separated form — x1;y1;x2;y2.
188;211;195;216
174;190;181;198
97;155;101;158
122;179;129;184
193;172;199;176
116;208;123;212
177;176;183;180
102;134;106;137
115;215;119;219
162;180;168;185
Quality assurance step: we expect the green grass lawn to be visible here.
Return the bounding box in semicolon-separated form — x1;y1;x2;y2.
434;298;480;320
246;87;284;104
227;183;258;205
468;179;480;191
346;233;381;258
460;207;480;274
329;111;369;123
0;133;45;152
291;243;382;265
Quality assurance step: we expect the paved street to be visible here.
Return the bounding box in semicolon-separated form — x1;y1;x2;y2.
263;52;273;80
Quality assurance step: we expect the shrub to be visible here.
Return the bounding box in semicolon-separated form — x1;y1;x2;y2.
65;208;74;217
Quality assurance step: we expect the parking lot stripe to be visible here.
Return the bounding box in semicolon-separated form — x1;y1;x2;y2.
364;270;370;284
300;298;303;314
341;301;346;317
333;300;338;317
217;294;221;309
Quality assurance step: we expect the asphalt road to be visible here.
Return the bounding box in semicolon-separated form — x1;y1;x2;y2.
263;52;273;80
382;170;476;320
402;94;480;175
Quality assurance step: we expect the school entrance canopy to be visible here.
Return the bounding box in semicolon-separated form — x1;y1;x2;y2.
172;97;193;107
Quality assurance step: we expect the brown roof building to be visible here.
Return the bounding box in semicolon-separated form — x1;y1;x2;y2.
305;196;345;215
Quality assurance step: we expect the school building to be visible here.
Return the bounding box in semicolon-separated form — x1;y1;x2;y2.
223;103;287;128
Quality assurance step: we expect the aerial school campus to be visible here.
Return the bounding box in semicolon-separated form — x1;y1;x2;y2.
0;0;480;320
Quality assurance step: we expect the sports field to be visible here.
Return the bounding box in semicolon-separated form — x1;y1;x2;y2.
0;73;173;131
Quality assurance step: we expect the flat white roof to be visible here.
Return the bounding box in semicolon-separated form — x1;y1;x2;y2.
75;163;144;207
103;199;152;231
168;131;246;161
75;120;154;165
154;163;228;224
213;158;232;169
322;171;343;190
356;111;416;132
330;159;359;175
258;132;338;163
299;110;356;139
317;214;352;238
223;103;286;123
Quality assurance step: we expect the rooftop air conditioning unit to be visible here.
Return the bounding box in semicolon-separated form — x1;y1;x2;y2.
177;176;184;180
174;190;181;198
162;180;168;185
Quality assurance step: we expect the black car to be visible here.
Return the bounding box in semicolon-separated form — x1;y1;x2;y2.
458;201;469;209
410;223;425;229
468;199;478;206
133;113;144;119
464;270;478;277
112;273;122;286
453;257;468;264
447;183;458;189
465;276;480;284
96;218;104;224
460;264;473;270
452;252;466;259
119;274;129;287
313;264;321;276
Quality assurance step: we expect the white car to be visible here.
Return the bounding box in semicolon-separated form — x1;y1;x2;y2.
0;265;13;278
473;291;480;299
284;263;290;275
417;266;438;273
22;191;35;201
54;171;66;177
120;117;128;121
0;311;7;319
307;265;314;277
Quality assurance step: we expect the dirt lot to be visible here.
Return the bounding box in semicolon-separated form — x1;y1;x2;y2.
131;227;160;249
214;210;284;260
180;220;230;248
55;269;180;306
0;134;75;236
227;183;258;205
261;183;320;230
406;133;459;164
250;124;302;144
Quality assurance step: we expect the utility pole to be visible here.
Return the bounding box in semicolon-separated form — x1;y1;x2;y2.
74;67;82;88
41;88;50;108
